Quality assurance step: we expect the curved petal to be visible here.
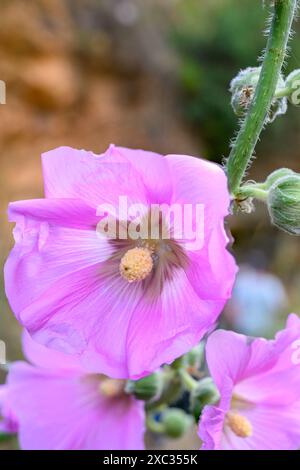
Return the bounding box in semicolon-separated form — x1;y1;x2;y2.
165;154;230;235
198;406;226;450
22;330;83;372
42;145;148;208
6;363;145;450
165;154;237;301
186;223;237;301
205;330;251;391
235;315;300;406
198;377;233;450
17;263;145;378
126;268;225;379
5;199;113;318
115;147;172;203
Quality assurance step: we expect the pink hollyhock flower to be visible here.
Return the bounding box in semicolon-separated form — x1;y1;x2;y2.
0;332;145;450
199;314;300;450
5;145;237;379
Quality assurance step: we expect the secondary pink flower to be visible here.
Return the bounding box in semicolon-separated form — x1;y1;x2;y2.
199;314;300;450
5;145;237;379
1;332;145;450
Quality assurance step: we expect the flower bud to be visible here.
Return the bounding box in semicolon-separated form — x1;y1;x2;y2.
230;67;287;122
190;378;219;421
264;168;295;189
285;69;300;105
126;371;163;401
267;174;300;235
230;67;260;117
162;408;193;439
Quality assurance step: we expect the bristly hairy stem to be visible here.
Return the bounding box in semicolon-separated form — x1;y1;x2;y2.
226;0;298;197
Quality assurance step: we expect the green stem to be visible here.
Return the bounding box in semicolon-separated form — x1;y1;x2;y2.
226;0;297;196
237;184;268;201
179;369;198;392
274;85;292;98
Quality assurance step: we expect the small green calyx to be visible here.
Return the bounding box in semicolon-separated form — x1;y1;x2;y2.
267;173;300;235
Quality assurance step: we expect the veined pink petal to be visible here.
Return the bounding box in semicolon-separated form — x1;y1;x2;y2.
42;145;148;208
18;264;144;378
22;330;83;372
116;147;172;203
126;267;225;378
165;154;230;230
5;200;112;319
5;362;145;450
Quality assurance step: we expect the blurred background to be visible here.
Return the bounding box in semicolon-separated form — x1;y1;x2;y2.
1;0;300;450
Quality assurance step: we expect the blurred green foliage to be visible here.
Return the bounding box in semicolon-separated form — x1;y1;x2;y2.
172;0;300;161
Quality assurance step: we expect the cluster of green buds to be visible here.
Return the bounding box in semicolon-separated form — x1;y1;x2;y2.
230;67;300;123
238;168;300;236
125;345;219;440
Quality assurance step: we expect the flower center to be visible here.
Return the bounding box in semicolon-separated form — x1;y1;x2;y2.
99;378;125;398
226;412;252;438
120;247;153;282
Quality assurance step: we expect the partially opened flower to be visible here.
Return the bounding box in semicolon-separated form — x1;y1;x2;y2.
5;145;237;379
1;332;145;450
199;314;300;450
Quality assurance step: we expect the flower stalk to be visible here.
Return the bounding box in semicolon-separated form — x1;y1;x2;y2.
226;0;298;197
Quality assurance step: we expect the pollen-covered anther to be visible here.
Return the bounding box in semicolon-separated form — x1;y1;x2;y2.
99;379;125;398
227;412;253;438
120;247;153;282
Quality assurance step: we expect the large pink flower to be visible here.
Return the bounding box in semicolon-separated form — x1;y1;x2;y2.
5;145;237;379
199;314;300;450
1;332;145;450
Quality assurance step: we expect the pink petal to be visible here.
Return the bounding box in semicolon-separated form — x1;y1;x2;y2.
126;268;225;379
42;145;148;208
116;147;172;203
17;264;144;378
6;363;145;450
205;330;251;391
221;403;300;450
165;154;231;230
5;199;112;319
198;406;226;450
22;330;83;372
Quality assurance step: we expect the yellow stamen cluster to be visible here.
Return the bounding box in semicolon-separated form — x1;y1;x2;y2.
227;412;252;438
120;247;153;282
99;379;125;398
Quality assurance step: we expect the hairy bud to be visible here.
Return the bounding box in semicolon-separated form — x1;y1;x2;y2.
267;174;300;235
230;66;287;122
